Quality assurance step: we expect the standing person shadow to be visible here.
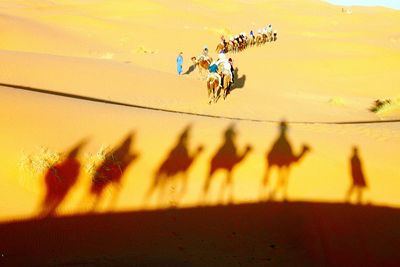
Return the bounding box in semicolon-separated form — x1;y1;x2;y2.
202;124;252;204
260;121;311;201
346;146;368;204
87;132;139;211
39;139;87;217
183;64;196;75
144;125;204;206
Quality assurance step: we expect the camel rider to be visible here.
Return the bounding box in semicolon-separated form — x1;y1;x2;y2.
208;61;221;88
262;27;268;35
228;58;235;83
215;53;233;83
198;46;209;62
221;35;226;45
267;24;273;33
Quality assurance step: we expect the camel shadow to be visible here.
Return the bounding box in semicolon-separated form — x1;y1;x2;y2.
145;125;204;207
261;121;311;201
230;68;246;91
183;64;196;75
38;139;87;218
87;132;139;211
346;146;368;204
203;124;252;204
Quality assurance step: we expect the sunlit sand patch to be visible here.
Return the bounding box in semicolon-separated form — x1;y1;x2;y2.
389;36;400;43
99;52;114;59
302;31;318;37
134;45;158;54
329;97;346;107
209;27;232;37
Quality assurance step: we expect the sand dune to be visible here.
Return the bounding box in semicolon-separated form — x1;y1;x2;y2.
0;1;400;265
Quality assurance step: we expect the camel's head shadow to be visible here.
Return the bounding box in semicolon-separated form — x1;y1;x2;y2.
244;145;253;153
302;144;311;153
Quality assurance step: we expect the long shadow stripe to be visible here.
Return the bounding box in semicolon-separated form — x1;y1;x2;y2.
1;82;399;125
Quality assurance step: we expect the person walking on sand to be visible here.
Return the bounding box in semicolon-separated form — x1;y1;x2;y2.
176;52;183;75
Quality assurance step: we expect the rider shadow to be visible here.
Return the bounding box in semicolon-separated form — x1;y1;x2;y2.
230;68;246;91
346;146;368;205
202;124;252;204
87;132;139;212
183;64;196;75
38;139;87;218
145;125;204;207
260;121;311;201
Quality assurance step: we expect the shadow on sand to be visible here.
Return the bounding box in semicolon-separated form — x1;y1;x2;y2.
87;132;139;211
38;139;87;217
183;64;196;75
230;67;246;91
346;146;368;204
145;125;204;206
203;124;252;203
260;121;311;201
2;202;400;267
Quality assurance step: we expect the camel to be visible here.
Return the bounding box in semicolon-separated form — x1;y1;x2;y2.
215;42;227;53
262;121;311;200
206;73;221;104
238;37;247;51
247;36;256;47
39;140;86;217
227;41;234;53
203;125;252;203
262;33;269;43
191;56;212;77
256;35;263;46
273;31;278;41
145;126;203;205
88;133;138;211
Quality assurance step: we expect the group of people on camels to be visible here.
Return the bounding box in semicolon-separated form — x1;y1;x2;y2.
191;48;235;104
191;24;277;104
216;24;278;54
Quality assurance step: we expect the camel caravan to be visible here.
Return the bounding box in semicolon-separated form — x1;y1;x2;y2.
191;24;278;104
191;50;233;104
216;24;278;54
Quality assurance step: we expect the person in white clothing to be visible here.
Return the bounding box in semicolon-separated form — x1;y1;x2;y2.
215;53;233;83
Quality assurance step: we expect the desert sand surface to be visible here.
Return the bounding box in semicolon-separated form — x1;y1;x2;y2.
2;202;400;266
0;0;400;266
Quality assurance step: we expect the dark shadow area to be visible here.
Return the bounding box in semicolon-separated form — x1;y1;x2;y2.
230;68;246;91
38;140;87;218
88;132;139;211
261;121;311;201
183;64;196;75
346;146;368;204
145;125;204;206
2;202;400;267
203;124;252;203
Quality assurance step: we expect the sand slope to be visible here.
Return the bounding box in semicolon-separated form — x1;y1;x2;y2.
1;202;400;266
0;0;399;231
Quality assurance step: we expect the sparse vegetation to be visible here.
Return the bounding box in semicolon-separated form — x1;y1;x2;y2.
369;99;393;113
